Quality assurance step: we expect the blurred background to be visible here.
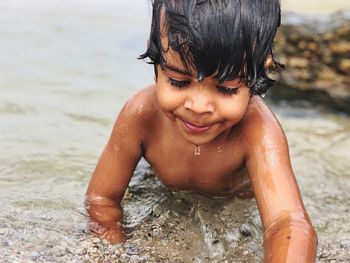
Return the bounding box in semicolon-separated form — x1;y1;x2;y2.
276;0;350;113
0;0;349;262
282;0;349;15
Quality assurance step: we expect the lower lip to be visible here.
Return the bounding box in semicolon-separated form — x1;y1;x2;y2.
183;121;212;134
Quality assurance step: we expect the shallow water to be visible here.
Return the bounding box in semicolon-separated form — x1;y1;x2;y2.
1;1;350;262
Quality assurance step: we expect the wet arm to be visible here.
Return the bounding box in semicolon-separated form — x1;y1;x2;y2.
245;124;317;262
85;101;143;243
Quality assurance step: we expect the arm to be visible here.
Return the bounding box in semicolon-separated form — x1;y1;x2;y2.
85;98;144;243
244;101;317;262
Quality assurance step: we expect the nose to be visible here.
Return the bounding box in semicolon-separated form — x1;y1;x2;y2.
184;92;214;114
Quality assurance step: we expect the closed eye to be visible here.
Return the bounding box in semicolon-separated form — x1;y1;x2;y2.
216;86;240;96
168;78;191;89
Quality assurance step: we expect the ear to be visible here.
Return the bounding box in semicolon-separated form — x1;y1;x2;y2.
264;55;273;69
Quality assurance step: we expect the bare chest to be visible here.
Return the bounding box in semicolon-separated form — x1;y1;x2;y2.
143;134;246;195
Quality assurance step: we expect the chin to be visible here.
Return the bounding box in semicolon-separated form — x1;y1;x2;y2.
179;122;232;146
182;133;217;146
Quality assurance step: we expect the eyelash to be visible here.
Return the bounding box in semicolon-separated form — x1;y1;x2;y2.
168;78;240;96
168;78;190;88
216;86;240;96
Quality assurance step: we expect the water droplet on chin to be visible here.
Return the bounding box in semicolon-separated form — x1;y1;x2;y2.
195;145;201;156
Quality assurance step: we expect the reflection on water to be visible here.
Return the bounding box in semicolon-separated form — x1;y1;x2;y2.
1;1;350;262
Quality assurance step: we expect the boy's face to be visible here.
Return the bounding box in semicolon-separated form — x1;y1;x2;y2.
155;36;251;146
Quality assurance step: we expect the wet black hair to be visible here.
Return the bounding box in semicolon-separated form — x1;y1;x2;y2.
139;0;282;95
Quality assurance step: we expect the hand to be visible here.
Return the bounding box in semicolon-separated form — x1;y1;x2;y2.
89;220;126;244
101;227;126;244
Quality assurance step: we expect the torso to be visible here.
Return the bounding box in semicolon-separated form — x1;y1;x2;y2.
145;125;247;195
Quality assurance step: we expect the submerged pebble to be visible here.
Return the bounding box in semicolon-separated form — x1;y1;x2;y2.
239;224;253;237
30;251;40;259
340;239;350;248
75;247;87;255
92;237;101;243
127;246;140;255
79;240;92;249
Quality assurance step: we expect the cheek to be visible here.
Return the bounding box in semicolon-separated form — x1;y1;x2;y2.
156;83;183;112
219;96;250;123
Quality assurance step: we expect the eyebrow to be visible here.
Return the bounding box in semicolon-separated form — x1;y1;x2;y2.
161;62;193;77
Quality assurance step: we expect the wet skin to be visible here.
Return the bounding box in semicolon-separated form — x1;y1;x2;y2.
86;46;317;262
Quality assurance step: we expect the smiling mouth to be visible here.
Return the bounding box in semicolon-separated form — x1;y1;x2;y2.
182;120;212;134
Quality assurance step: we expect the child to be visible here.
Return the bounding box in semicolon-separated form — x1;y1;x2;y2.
85;0;317;262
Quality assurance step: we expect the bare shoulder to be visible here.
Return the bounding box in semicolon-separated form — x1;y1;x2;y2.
121;84;158;122
109;85;160;145
239;96;288;152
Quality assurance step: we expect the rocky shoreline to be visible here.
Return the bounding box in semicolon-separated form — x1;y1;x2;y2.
273;11;350;113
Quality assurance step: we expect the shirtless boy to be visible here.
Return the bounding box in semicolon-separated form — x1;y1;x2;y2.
85;0;317;262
